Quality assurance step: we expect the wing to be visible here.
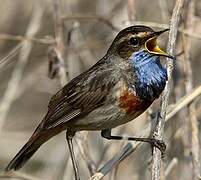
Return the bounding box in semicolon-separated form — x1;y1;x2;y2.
40;64;119;129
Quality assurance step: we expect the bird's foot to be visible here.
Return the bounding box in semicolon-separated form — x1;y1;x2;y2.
150;139;166;158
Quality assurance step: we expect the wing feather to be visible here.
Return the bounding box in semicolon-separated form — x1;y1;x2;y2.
40;66;118;129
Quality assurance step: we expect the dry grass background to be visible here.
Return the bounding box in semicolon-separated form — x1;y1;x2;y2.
0;0;201;180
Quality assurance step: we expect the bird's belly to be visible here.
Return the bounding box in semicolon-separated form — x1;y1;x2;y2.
72;103;149;131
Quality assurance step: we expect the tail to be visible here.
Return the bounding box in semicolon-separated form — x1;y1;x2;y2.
5;132;45;171
5;114;64;172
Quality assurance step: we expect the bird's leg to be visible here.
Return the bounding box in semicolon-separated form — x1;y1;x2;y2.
66;131;80;180
101;129;166;156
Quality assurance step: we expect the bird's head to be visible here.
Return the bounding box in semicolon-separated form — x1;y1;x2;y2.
107;25;173;60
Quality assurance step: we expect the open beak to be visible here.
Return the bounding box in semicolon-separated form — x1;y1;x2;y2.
145;29;174;59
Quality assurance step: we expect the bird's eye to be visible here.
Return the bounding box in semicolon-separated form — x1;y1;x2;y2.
129;37;139;46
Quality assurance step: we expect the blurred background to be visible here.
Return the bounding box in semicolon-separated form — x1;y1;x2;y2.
0;0;201;179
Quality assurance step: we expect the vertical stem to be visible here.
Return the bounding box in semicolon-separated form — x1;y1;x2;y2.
53;0;68;85
127;0;136;21
158;0;169;22
182;0;200;179
151;0;184;179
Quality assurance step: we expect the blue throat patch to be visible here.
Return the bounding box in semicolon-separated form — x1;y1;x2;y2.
129;50;167;100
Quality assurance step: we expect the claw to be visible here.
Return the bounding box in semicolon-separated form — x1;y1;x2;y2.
150;139;166;157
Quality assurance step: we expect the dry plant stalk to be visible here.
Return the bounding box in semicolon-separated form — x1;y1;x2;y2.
62;14;119;32
0;43;22;70
182;0;200;179
0;34;55;44
164;157;178;177
158;0;169;22
127;0;136;21
166;85;201;120
0;4;44;132
151;0;184;179
0;171;41;180
52;0;68;86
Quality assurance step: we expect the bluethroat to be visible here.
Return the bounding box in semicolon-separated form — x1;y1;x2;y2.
6;25;173;180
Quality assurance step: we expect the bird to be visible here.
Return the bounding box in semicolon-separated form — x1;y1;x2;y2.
5;25;173;180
